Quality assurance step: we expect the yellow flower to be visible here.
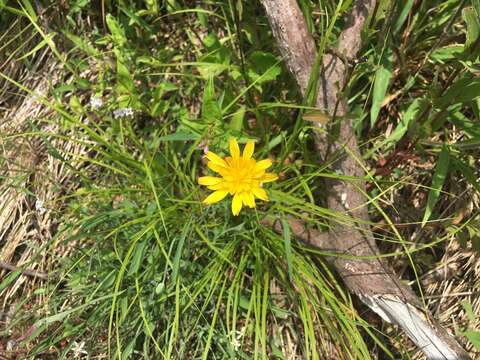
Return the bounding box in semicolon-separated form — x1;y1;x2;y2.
198;138;278;216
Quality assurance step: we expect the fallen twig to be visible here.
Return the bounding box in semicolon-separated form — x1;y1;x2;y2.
260;0;468;358
0;260;49;280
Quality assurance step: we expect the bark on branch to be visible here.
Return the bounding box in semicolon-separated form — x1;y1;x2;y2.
260;1;468;358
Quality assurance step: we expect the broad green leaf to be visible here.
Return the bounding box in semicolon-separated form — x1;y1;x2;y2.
116;52;134;94
229;105;245;132
144;0;158;14
202;76;222;124
422;145;450;226
463;330;480;350
430;45;464;63
370;49;393;126
247;51;281;91
463;6;480;49
461;301;476;322
106;14;127;47
197;33;231;79
435;76;480;108
474;0;480;18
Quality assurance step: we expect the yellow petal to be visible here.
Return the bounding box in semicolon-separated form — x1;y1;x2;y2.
198;176;222;186
252;187;269;201
208;161;229;175
232;193;243;215
207;183;226;191
206;151;227;167
261;173;278;183
229;138;240;159
203;190;229;204
242;192;256;208
242;140;255;160
255;159;272;171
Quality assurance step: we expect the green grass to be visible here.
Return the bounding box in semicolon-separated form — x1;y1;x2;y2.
1;0;480;358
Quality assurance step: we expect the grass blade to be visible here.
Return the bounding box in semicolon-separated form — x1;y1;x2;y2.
280;217;293;281
422;145;450;226
370;49;393;127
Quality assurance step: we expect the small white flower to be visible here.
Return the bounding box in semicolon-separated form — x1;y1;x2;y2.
71;340;88;357
113;107;134;119
89;96;103;110
6;340;16;351
231;336;241;351
230;328;245;351
35;199;47;215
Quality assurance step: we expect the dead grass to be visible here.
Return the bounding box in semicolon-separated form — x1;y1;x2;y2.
0;51;90;356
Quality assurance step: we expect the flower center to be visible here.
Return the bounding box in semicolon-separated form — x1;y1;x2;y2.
224;157;257;194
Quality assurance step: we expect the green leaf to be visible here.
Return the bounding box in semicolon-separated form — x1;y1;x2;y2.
461;301;476;322
435;76;480;108
106;14;127;47
281;218;293;281
247;51;281;90
463;330;480;350
16;33;55;61
63;31;100;57
197;33;231;79
474;0;480;18
472;235;480;253
422;145;450;227
0;268;22;292
385;98;423;146
129;240;148;274
202;76;222;125
446;104;480;138
144;0;159;15
171;218;192;285
393;0;414;33
19;0;37;20
452;156;480;193
229;105;245;132
370;49;393;126
158;131;200;142
116;53;134;94
430;45;464;63
463;6;480;50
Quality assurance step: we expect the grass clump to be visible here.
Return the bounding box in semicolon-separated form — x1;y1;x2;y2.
0;0;479;359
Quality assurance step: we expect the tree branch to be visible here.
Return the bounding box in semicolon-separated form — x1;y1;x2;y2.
260;1;468;358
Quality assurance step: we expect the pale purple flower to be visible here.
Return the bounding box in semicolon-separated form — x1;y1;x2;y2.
89;97;103;110
113;107;134;119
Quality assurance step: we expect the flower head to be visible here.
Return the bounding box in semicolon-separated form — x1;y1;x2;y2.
89;96;103;110
198;138;277;216
113;107;134;119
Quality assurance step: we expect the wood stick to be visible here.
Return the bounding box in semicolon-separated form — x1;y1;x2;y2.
260;1;468;358
0;260;49;280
